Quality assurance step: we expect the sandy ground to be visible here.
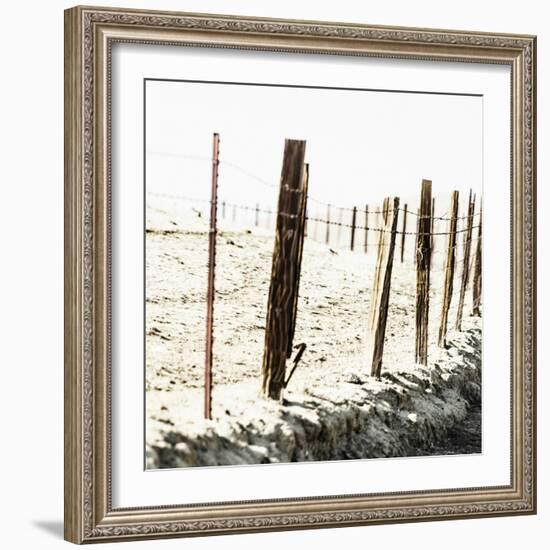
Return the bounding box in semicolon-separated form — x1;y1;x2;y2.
145;196;481;467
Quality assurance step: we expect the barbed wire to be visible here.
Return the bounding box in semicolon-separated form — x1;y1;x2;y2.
148;191;482;238
278;211;479;236
401;207;482;221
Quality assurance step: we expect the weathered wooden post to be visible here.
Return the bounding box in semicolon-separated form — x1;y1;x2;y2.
222;200;226;219
455;191;476;330
289;164;309;350
368;197;400;378
350;206;357;251
438;191;459;347
325;204;331;244
255;203;260;227
431;197;436;251
261;140;308;400
204;132;220;419
414;207;420;264
364;204;369;254
400;203;407;263
415;179;432;365
472;203;483;316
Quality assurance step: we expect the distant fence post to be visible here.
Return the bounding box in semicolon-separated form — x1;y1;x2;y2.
261;139;308;401
325;204;331;244
204;132;220;420
337;207;343;245
350;206;357;251
368;197;400;378
222;200;226;219
400;203;407;263
415;179;432;365
364;204;369;254
455;190;476;330
438;191;459;348
472;204;483;316
255;203;259;227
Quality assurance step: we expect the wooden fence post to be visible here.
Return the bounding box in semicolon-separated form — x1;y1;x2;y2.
368;197;400;378
337;207;343;245
415;179;432;365
364;205;369;254
455;191;476;330
325;204;331;244
204;132;220;419
255;203;259;227
222;200;226;219
400;203;407;263
289;164;309;351
414;207;420;264
261;139;308;401
431;197;435;251
472;203;482;316
350;206;357;251
438;191;459;347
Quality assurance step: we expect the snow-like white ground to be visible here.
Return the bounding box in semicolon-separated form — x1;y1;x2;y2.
145;196;482;468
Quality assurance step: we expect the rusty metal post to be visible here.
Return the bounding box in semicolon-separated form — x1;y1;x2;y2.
204;132;219;420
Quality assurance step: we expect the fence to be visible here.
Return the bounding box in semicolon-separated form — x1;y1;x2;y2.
149;191;479;257
147;134;483;415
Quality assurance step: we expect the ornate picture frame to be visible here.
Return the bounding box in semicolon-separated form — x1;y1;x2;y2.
64;5;536;544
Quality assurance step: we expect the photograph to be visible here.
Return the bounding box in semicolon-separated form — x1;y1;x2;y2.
144;78;483;469
62;4;537;544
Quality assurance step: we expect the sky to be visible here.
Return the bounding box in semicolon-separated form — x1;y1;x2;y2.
145;79;482;218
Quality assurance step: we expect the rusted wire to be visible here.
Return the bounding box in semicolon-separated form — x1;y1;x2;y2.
148;192;481;237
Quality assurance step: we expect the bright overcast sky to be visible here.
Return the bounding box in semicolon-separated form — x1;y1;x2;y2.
145;79;482;217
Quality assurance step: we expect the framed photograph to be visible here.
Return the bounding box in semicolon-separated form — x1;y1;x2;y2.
64;5;537;544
